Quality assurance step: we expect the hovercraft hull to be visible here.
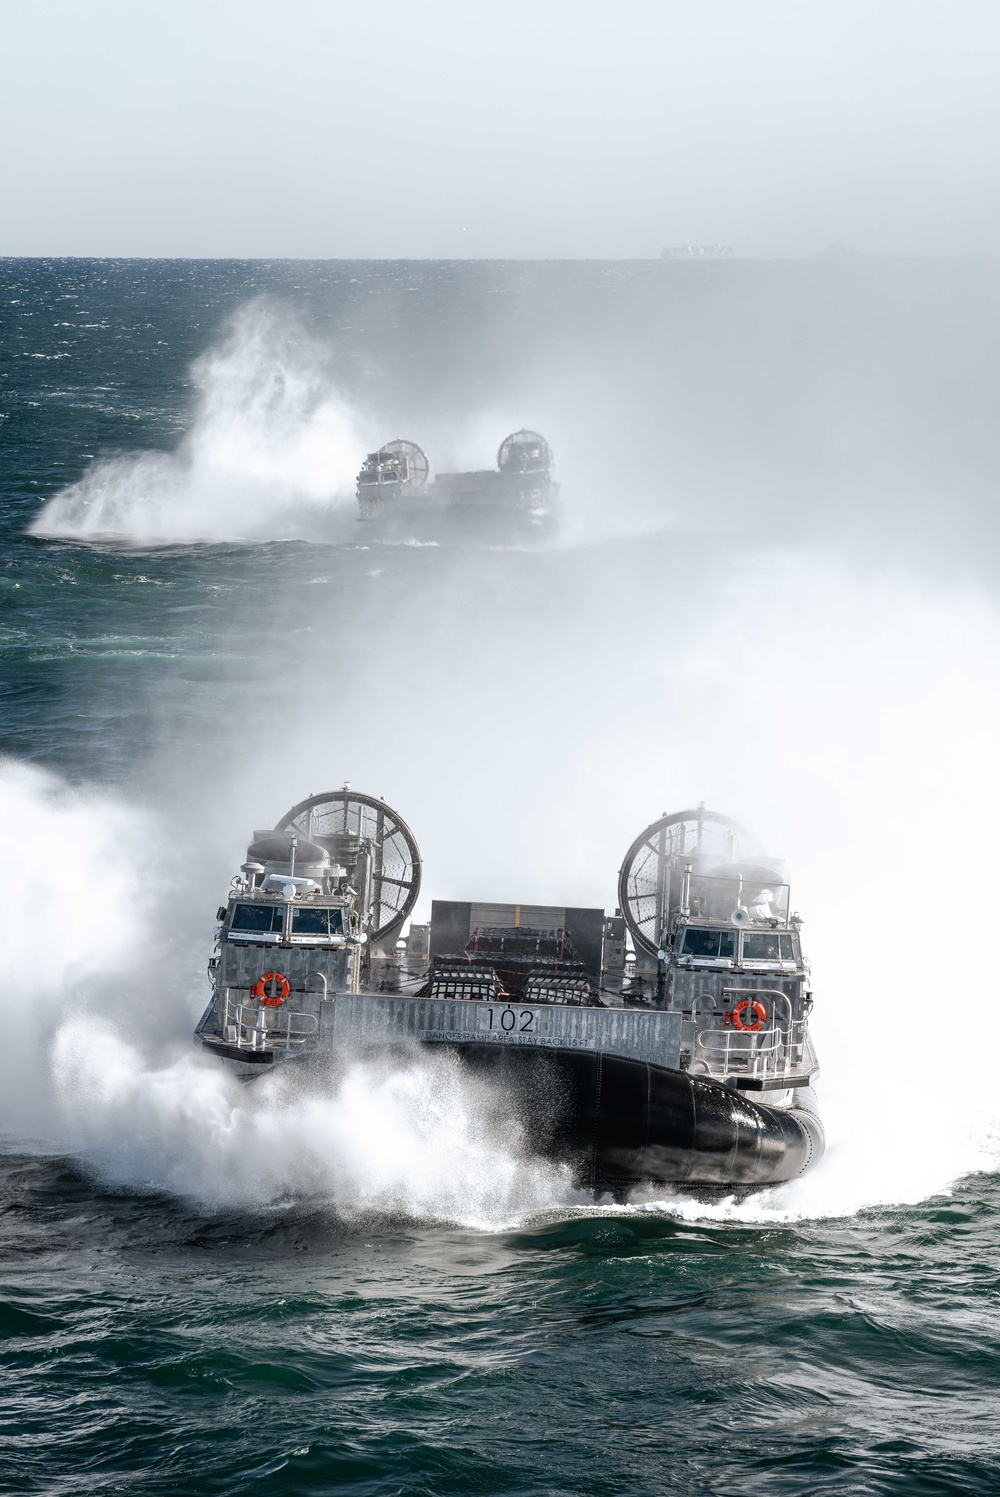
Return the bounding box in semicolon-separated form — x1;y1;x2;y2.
198;985;823;1192
428;1042;823;1193
357;493;560;546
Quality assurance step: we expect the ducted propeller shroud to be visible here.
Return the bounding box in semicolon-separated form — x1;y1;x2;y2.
617;807;752;956
277;789;421;943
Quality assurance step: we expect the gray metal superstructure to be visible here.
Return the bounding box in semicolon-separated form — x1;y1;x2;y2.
196;787;421;1076
616;807;819;1095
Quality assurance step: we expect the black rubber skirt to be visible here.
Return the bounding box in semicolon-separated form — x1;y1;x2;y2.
445;1043;822;1192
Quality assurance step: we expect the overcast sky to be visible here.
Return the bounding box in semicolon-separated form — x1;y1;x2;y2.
2;0;998;258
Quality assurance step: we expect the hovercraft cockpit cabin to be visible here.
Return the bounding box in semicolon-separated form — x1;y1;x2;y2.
196;787;420;1069
355;431;559;537
196;797;823;1195
615;809;817;1094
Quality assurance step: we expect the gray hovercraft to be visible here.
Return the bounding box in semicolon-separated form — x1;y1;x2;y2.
196;793;823;1195
355;431;559;539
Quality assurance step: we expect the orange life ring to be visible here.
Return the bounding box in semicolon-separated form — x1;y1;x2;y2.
731;998;766;1032
252;971;290;1007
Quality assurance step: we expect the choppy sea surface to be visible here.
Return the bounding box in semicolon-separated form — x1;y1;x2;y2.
2;257;1000;1495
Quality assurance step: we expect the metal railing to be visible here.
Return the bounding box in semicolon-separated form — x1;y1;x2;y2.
222;991;320;1053
687;987;810;1082
692;1019;809;1081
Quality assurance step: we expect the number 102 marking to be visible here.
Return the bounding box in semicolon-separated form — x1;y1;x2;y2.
486;1007;535;1033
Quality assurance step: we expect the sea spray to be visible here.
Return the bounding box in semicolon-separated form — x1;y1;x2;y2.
52;1024;576;1225
29;301;366;545
0;760;161;1137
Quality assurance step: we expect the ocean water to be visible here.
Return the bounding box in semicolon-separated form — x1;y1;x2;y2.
2;257;1000;1495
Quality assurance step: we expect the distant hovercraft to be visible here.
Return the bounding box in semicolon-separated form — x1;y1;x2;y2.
355;431;559;538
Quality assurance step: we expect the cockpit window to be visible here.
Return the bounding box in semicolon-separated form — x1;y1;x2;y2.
230;903;284;933
742;932;795;962
681;928;736;959
291;907;344;936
